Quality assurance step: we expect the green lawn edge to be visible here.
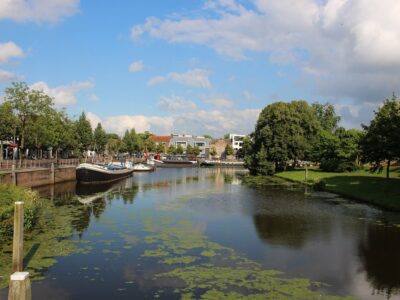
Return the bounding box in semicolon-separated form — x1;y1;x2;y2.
274;169;400;211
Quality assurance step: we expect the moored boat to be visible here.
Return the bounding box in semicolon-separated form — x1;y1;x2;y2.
132;163;155;172
200;160;245;167
76;163;134;184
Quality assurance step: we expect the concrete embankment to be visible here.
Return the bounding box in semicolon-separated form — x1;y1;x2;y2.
0;166;76;188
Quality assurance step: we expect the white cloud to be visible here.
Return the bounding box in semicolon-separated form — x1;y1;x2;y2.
204;97;233;108
0;69;21;82
158;95;197;112
30;80;94;106
243;90;256;100
0;42;24;64
148;69;211;88
88;94;99;102
0;0;80;23
132;0;400;104
85;108;259;137
129;60;144;73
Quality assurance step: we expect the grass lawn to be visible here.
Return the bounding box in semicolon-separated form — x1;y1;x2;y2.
275;167;400;211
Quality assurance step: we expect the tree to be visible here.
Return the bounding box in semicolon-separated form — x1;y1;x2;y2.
167;145;177;155
93;123;107;154
210;147;217;157
312;102;341;132
224;133;230;140
4;82;53;157
203;134;213;139
106;133;121;156
361;94;400;178
156;143;165;154
176;144;184;155
0;102;17;141
186;144;194;155
192;146;201;156
75;112;93;153
225;144;234;156
248;101;320;173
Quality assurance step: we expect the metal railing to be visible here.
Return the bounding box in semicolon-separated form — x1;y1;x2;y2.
0;158;80;170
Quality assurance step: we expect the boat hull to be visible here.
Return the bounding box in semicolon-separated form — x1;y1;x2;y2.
76;164;134;184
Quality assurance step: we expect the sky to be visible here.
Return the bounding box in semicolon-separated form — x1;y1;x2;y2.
0;0;399;137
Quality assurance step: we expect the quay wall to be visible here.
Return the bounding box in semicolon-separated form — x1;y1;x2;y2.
0;166;76;188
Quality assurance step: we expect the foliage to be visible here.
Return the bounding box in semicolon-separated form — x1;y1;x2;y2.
361;94;400;178
4;82;53;152
186;145;201;156
106;133;121;156
0;184;41;237
246;101;320;174
225;144;234;156
93;123;107;154
314;128;363;172
210;147;217;157
176;144;184;155
75;112;93;153
0;101;18;141
156;143;165;154
167;145;177;155
312;102;340;132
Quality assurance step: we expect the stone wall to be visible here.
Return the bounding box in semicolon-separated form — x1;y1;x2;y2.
0;166;76;188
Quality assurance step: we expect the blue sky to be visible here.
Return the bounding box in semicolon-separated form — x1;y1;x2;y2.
1;0;399;136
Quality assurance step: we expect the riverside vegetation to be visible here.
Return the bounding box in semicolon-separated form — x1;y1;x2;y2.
243;96;400;210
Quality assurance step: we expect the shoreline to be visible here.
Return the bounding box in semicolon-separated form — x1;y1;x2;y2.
242;169;400;212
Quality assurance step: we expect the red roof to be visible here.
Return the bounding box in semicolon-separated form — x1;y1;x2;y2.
150;135;172;143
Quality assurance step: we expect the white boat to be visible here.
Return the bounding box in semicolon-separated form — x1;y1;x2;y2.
132;163;155;172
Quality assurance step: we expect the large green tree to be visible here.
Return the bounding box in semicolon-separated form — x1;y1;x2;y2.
361;94;400;178
246;101;320;174
75;112;93;153
93;123;107;154
0;102;18;160
4;82;53;157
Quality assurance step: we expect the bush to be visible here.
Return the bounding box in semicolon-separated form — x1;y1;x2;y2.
0;184;41;237
320;159;360;172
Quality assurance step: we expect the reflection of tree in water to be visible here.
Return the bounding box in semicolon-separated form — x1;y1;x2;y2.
251;189;332;249
358;224;400;299
253;214;330;248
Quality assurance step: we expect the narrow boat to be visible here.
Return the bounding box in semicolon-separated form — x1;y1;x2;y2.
76;163;134;184
200;160;245;167
132;163;155;172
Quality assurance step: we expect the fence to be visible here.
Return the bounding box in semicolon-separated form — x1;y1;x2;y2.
0;159;80;170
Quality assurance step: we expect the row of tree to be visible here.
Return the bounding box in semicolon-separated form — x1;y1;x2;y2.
244;95;400;178
0;82;157;159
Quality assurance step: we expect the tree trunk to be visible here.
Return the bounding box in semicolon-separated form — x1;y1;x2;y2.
386;159;391;179
386;159;390;179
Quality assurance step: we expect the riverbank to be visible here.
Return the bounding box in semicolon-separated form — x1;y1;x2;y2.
274;168;400;211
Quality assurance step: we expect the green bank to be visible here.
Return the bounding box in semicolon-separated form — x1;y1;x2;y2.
273;168;400;211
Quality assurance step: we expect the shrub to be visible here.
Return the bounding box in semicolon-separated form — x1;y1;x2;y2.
0;184;41;237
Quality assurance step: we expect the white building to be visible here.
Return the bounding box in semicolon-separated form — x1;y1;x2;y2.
170;134;210;156
229;134;246;151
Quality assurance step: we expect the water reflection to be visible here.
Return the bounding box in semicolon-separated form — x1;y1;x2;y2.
1;169;400;299
359;223;400;298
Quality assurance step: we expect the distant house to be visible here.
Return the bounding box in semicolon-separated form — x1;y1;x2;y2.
229;134;246;151
169;134;210;157
149;135;172;152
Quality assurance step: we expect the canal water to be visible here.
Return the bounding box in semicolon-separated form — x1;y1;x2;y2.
1;168;400;299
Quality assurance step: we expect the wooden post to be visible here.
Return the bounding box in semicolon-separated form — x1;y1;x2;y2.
8;272;31;300
11;164;16;186
50;163;55;184
305;164;308;183
12;202;24;272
